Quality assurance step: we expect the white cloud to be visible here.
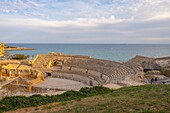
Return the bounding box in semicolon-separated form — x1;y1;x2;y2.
0;0;170;43
0;16;170;44
0;15;130;28
143;38;170;41
1;0;170;20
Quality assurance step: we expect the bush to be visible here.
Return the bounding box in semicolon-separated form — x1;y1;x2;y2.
12;54;29;60
0;86;111;112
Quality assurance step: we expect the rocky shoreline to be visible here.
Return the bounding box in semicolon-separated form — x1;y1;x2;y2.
5;46;35;51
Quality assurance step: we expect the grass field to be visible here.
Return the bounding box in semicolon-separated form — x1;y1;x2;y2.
4;84;170;113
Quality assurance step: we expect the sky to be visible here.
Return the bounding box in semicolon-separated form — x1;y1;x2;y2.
0;0;170;44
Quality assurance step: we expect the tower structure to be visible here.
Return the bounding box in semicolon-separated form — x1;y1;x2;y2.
0;43;5;57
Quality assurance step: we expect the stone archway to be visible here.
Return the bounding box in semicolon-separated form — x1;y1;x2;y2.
46;72;52;77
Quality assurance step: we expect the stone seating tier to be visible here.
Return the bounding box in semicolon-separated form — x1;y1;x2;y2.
32;54;151;85
52;71;101;86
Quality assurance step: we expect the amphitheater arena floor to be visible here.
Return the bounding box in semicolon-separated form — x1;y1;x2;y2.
35;77;89;90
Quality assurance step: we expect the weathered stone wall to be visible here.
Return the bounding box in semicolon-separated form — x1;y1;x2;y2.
52;72;99;86
162;68;170;77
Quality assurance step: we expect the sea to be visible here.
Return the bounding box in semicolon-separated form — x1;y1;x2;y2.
6;44;170;62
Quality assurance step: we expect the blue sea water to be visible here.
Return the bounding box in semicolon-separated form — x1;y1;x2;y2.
6;44;170;62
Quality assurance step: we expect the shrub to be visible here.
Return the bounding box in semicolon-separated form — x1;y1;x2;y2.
0;86;111;112
12;54;28;60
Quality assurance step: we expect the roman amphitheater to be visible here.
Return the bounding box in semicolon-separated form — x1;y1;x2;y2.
0;52;170;97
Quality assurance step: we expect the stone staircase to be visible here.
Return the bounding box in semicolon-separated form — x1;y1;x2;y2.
32;54;52;68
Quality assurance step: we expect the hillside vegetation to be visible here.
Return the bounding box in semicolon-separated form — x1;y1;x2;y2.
2;85;170;113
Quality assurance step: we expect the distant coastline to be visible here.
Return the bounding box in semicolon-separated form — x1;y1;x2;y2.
5;46;35;51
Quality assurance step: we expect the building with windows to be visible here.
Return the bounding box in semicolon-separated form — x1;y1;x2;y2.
0;43;5;57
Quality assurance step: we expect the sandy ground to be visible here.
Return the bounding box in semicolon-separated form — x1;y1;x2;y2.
104;84;123;89
35;77;89;90
0;78;89;97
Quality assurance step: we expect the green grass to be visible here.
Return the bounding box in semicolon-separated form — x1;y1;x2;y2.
0;84;170;113
54;84;170;113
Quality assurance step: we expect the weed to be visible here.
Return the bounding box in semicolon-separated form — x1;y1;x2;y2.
74;107;81;113
140;100;145;105
107;109;113;113
159;110;165;113
143;109;154;113
42;106;52;110
75;98;82;101
34;107;39;110
147;102;156;106
59;101;68;105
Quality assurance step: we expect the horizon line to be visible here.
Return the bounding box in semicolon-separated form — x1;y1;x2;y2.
4;43;170;45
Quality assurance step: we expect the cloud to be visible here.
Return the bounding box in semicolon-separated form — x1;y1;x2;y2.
0;16;170;44
0;0;170;43
0;15;130;27
1;0;170;20
144;38;170;41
